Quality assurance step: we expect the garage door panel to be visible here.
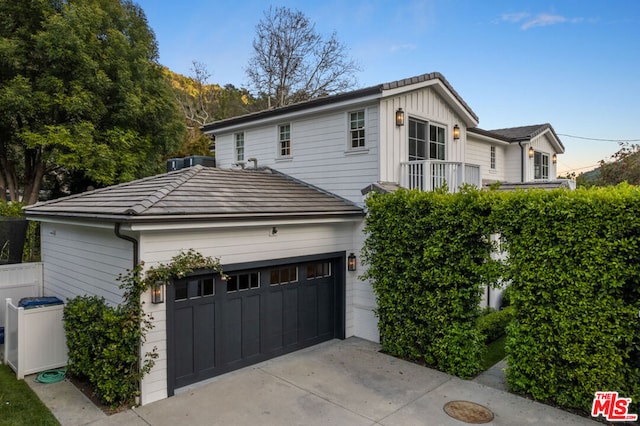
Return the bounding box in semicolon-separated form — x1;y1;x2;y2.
265;290;284;351
220;297;242;364
242;294;261;358
193;302;216;377
282;286;299;347
173;306;194;381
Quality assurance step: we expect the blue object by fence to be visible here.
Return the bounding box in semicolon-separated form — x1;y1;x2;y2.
0;326;4;344
18;297;64;309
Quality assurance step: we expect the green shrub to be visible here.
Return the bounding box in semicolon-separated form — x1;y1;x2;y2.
477;306;514;344
362;188;502;378
495;185;640;414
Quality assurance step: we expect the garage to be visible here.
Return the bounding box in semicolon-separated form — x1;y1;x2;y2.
167;253;345;394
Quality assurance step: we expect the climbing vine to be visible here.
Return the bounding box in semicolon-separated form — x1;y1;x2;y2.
64;249;225;407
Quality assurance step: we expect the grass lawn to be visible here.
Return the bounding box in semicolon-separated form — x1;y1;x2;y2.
0;364;60;426
481;335;506;371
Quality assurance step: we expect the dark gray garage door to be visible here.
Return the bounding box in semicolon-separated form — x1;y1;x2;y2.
167;253;345;395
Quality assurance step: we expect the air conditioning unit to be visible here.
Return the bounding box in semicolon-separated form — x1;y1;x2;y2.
166;158;184;172
183;156;216;168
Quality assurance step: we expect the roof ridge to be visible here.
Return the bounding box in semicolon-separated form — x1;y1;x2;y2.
124;165;203;215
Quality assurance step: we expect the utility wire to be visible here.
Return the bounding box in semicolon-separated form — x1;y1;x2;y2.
557;134;640;143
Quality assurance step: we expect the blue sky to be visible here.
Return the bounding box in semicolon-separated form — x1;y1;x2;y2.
135;0;640;176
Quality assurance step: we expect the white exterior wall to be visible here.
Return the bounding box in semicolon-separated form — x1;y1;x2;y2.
504;144;525;182
466;138;506;184
214;104;380;206
39;222;131;306
379;87;468;185
137;218;366;405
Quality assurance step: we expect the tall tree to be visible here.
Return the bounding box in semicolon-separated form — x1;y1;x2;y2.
597;143;640;186
0;0;185;204
246;6;360;109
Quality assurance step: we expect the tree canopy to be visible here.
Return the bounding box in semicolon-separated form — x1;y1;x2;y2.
0;0;185;204
246;6;360;109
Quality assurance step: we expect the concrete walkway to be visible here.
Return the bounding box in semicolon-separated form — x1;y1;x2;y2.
27;337;600;425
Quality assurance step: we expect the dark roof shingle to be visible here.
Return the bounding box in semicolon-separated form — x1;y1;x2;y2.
24;166;364;222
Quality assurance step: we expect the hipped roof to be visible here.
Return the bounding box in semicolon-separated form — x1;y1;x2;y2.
24;166;364;223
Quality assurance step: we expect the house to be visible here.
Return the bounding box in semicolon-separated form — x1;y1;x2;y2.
23;71;567;405
202;72;567;204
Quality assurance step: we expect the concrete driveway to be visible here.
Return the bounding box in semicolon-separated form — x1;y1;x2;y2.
30;337;600;425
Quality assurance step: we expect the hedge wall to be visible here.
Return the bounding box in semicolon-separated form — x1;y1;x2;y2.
362;184;640;414
362;188;501;378
494;185;640;414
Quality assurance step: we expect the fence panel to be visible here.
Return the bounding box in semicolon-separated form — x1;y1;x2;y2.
0;263;43;328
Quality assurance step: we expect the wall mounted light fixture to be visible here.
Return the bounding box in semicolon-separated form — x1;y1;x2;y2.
528;146;535;158
395;108;405;126
151;282;164;304
552;153;557;164
453;124;460;141
347;253;357;271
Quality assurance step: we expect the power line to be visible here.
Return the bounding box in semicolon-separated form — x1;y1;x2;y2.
557;133;640;143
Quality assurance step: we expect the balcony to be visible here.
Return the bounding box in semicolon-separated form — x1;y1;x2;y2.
400;160;481;192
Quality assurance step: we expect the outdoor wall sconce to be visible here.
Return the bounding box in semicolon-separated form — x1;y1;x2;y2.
151;282;164;304
347;253;357;271
395;108;405;126
453;124;460;141
528;146;535;158
552;153;557;164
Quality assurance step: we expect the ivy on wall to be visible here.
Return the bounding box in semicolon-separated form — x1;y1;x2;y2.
64;249;224;407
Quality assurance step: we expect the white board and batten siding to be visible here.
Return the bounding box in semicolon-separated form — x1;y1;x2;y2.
0;262;43;327
40;222;132;306
379;87;468;185
137;219;366;405
214;105;380;206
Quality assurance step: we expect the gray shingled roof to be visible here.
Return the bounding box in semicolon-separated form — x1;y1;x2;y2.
469;123;565;150
202;72;478;132
24;166;364;222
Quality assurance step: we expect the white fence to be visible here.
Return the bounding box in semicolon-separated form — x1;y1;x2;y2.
4;298;67;379
0;263;43;328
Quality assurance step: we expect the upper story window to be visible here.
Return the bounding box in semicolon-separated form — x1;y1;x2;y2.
490;146;496;170
534;151;550;179
409;118;446;161
234;132;244;162
278;124;291;157
349;110;365;149
429;124;445;160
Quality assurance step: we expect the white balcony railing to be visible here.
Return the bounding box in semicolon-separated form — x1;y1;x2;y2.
400;160;481;192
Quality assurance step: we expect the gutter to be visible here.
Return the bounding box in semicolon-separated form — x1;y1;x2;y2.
518;141;525;183
114;223;139;268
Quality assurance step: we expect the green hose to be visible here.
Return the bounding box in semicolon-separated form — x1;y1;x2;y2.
34;369;66;384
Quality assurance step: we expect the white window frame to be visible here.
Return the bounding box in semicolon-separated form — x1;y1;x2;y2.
234;132;244;162
278;123;291;158
408;117;446;161
348;110;366;150
490;146;496;170
534;151;550;179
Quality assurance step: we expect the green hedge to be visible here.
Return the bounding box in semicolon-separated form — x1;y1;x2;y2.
477;306;515;344
362;188;501;378
363;184;640;415
494;185;640;414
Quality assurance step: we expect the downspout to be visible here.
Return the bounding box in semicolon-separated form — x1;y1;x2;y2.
114;222;142;404
518;141;525;183
114;222;139;268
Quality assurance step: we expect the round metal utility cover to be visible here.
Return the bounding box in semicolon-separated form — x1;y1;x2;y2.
443;400;494;424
